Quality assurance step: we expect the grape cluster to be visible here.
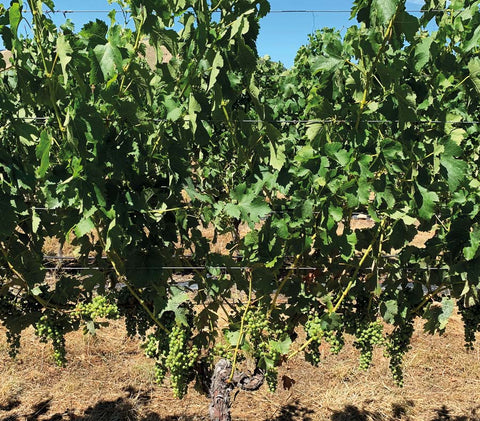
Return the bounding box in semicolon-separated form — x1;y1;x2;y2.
116;288;151;338
213;343;234;361
458;301;480;350
142;331;170;384
75;295;119;320
244;308;269;345
35;314;68;366
0;293;19;321
6;331;21;358
385;321;413;386
324;329;344;355
1;290;46;358
166;324;199;398
354;321;384;371
304;314;324;366
266;367;278;393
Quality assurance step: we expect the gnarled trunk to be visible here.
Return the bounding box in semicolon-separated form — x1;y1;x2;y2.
209;359;264;421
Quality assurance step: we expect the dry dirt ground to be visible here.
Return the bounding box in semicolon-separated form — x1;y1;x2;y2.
1;312;480;421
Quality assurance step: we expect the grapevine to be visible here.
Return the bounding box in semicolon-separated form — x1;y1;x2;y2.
0;0;478;411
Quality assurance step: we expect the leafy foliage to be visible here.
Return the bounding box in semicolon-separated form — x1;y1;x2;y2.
0;0;480;399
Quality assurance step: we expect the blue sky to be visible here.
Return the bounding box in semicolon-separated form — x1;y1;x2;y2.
13;0;425;68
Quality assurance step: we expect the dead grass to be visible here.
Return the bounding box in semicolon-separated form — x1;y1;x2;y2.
1;312;480;421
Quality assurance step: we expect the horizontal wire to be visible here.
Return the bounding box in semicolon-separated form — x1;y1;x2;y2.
5;116;480;125
44;265;448;272
19;9;453;14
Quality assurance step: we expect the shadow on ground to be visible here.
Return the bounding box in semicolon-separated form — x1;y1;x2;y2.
329;404;480;421
2;393;480;421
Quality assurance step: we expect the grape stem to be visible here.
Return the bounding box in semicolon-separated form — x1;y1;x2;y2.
268;233;317;318
331;219;386;314
228;270;253;383
287;336;316;361
93;224;169;334
355;5;400;130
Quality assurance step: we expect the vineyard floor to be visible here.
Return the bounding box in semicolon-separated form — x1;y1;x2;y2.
1;311;480;421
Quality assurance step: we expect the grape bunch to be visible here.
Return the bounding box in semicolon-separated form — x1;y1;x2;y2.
142;330;170;384
116;288;152;338
265;367;278;393
166;323;199;398
458;301;480;350
324;329;344;355
385;321;413;386
0;292;19;321
244;308;269;346
6;331;21;359
213;343;234;361
303;313;324;366
35;313;69;366
354;321;384;371
75;295;119;320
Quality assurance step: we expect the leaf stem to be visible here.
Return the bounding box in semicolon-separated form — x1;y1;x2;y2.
355;7;400;130
331;219;386;314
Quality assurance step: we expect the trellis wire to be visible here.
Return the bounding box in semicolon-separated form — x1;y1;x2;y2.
20;9;454;14
44;265;449;272
6;116;480;125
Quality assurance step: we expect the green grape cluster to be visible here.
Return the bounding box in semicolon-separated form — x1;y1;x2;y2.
35;314;68;366
458;302;480;350
116;288;151;338
166;324;199;398
213;343;234;361
266;367;278;393
354;321;384;371
244;308;269;345
324;329;344;355
385;321;413;387
6;331;21;359
75;295;119;320
142;331;171;384
303;313;324;366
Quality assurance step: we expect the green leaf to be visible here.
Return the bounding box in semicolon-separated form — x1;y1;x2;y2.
371;0;400;25
416;184;438;220
163;286;190;325
9;2;21;38
208;52;224;92
225;330;242;347
269;337;292;355
32;210;40;233
380;300;398;324
463;226;480;261
269;142;286;170
93;42;123;81
35;130;52;178
464;25;480;52
468;57;480;94
56;34;73;83
441;156;467;192
311;56;343;75
423;297;454;334
75;217;95;238
414;36;433;72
